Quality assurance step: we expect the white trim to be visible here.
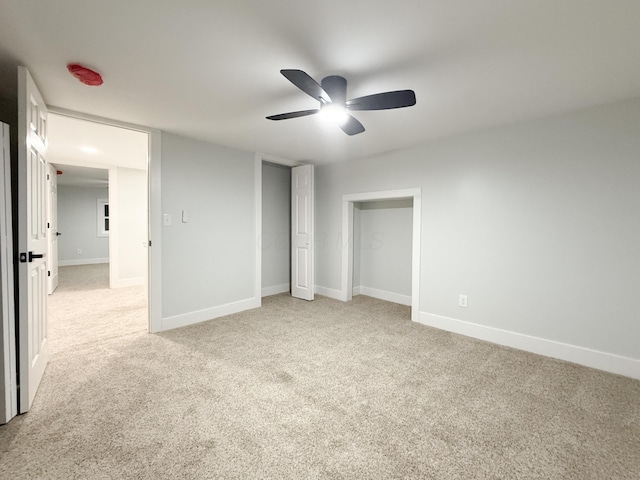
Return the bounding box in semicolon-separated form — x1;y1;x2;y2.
46;164;58;295
254;154;262;307
256;152;302;168
148;131;162;333
262;283;290;297
418;311;640;380
314;285;344;301
49;106;155;134
110;277;145;288
107;168;118;288
48;107;162;334
58;258;109;266
162;297;260;332
342;188;421;321
353;286;412;306
342;201;354;300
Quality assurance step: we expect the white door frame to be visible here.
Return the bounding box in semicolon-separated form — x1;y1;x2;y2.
48;107;162;333
254;153;301;303
342;188;421;321
46;163;59;294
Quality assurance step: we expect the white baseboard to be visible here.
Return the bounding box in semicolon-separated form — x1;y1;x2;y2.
418;311;640;380
314;285;344;301
59;258;109;267
354;286;411;306
261;283;289;297
161;297;260;332
110;277;145;289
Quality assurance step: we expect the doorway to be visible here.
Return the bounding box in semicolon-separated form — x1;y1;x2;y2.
255;154;312;303
342;189;422;321
261;161;291;297
46;113;150;350
52;165;110;270
2;70;160;421
353;198;413;306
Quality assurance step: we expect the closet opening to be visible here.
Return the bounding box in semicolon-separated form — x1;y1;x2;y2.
342;189;421;321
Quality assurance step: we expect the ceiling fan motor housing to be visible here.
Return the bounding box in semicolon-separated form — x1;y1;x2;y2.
321;75;347;105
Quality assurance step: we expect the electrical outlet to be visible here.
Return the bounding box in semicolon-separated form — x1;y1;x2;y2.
76;248;83;254
459;294;468;308
163;213;172;226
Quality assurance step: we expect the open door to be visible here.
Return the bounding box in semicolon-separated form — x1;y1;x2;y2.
17;67;49;413
1;122;18;424
291;165;314;301
47;164;59;294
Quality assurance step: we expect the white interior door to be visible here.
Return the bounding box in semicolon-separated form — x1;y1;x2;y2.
18;67;49;413
1;122;18;424
291;165;314;301
47;164;59;294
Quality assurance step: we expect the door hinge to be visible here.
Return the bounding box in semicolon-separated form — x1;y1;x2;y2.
47;222;50;228
48;270;51;277
47;174;50;180
148;240;152;247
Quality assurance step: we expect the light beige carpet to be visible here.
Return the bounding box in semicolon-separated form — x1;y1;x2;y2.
46;264;148;356
1;265;639;479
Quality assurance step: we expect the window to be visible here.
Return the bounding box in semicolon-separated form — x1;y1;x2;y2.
97;199;109;237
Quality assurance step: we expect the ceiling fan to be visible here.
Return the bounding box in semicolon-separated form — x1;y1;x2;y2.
266;69;416;136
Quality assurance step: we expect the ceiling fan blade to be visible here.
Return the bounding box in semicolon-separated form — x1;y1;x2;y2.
346;90;416;111
266;109;319;120
281;69;330;103
339;114;365;136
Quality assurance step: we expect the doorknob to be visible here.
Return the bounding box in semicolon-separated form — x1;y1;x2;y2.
56;232;62;236
20;251;46;263
28;251;46;262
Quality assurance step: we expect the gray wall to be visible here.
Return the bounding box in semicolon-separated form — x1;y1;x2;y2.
315;98;640;360
57;185;109;264
354;199;413;297
261;162;290;292
161;133;255;319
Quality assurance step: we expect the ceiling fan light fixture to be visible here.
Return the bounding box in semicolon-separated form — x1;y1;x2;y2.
266;69;415;135
319;103;349;125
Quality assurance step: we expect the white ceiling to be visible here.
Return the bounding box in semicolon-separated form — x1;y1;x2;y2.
54;164;108;188
1;1;639;164
48;113;148;171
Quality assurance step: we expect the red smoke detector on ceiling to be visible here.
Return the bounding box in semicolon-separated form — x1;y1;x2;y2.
67;64;103;86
